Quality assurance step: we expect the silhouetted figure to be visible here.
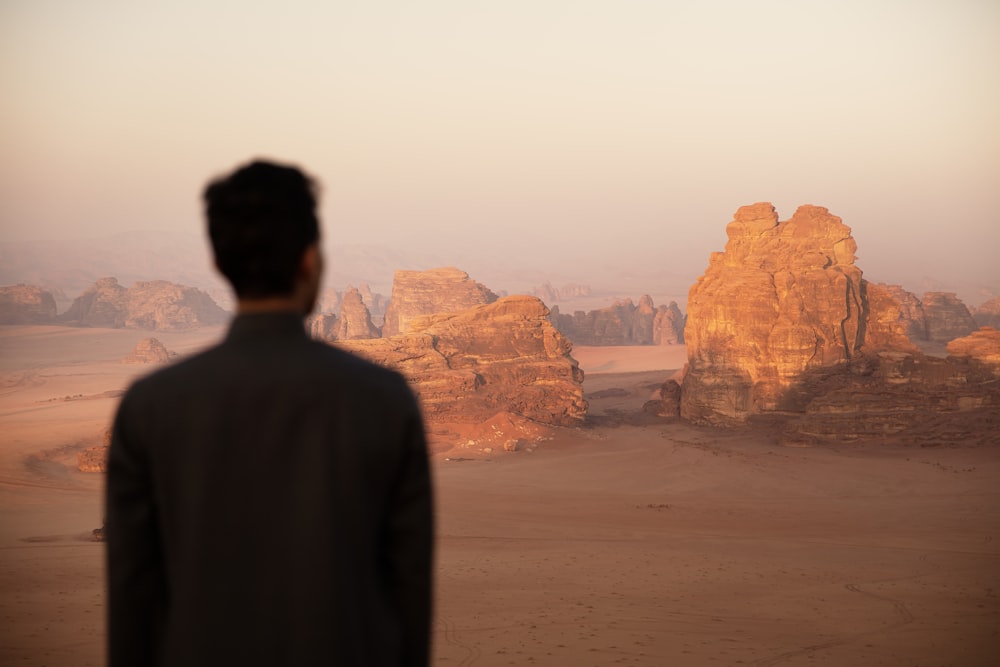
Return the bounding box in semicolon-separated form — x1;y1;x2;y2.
106;160;433;666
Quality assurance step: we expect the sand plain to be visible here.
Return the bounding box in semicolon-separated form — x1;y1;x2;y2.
1;326;998;666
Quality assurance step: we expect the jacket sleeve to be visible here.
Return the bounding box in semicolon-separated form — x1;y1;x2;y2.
106;387;167;666
386;395;435;667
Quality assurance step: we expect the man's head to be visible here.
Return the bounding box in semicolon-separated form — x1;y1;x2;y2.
204;160;322;310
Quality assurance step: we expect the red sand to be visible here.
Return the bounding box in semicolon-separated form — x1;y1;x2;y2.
1;330;998;665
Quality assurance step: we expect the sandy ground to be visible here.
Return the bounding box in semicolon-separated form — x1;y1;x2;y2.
1;329;998;665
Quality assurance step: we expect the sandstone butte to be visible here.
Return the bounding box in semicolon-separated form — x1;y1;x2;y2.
679;203;1000;445
0;284;58;324
381;267;498;337
339;294;588;446
58;277;227;331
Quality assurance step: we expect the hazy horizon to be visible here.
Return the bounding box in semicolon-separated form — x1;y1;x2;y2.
2;1;998;303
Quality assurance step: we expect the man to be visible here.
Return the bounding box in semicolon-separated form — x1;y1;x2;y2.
106;160;433;666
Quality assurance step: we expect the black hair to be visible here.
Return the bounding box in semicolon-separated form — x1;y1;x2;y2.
204;160;320;299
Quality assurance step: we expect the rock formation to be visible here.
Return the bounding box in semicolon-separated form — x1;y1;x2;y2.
676;203;999;445
681;203;914;424
971;297;1000;329
946;327;1000;371
334;287;380;340
532;282;592;303
59;277;227;331
653;301;686;345
921;292;977;343
78;428;111;473
340;295;587;430
0;284;57;324
549;297;685;346
123;337;175;364
381;267;498;337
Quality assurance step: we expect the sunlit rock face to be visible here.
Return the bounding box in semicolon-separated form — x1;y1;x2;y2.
0;284;57;324
947;327;1000;371
681;203;907;423
381;267;498;337
58;277;227;331
340;295;587;428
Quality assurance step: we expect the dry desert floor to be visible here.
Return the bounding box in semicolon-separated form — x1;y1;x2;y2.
1;325;998;666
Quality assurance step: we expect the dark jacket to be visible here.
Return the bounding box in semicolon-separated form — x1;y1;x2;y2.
106;312;433;666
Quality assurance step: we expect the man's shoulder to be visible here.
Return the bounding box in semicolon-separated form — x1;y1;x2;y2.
304;339;412;395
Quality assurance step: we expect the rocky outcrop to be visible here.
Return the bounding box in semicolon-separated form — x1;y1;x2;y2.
922;292;977;343
972;297;1000;329
676;203;999;445
381;267;498;337
778;349;1000;446
653;301;686;345
946;327;1000;371
59;278;227;331
340;295;587;429
123;337;175;364
78;428;111;473
0;284;57;324
681;204;919;424
334;287;380;340
549;297;685;346
866;283;926;341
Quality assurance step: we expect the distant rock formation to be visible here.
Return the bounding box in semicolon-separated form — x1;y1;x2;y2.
549;297;685;346
0;284;57;324
675;203;999;445
921;292;977;343
972;297;1000;329
682;203;893;423
532;282;592;303
59;277;227;331
123;337;175;364
381;267;498;337
341;295;587;430
335;287;380;340
78;428;111;473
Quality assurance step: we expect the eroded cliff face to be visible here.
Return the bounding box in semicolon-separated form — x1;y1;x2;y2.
340;295;587;431
58;278;227;331
0;284;57;324
682;203;896;423
122;337;175;364
381;267;498;337
676;203;999;444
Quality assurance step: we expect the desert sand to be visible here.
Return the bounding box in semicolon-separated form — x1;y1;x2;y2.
1;327;997;665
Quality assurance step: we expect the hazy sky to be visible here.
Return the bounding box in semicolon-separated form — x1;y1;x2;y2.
2;0;998;299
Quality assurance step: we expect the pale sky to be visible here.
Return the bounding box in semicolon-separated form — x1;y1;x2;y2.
2;0;998;301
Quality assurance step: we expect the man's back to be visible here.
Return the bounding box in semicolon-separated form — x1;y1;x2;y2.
107;312;433;666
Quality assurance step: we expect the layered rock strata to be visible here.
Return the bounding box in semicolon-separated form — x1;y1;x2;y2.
59;277;227;330
682;203;893;423
0;284;57;324
340;295;587;429
921;292;977;343
972;297;1000;329
381;267;498;337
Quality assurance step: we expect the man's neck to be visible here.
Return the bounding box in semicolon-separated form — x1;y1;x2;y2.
236;297;306;316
